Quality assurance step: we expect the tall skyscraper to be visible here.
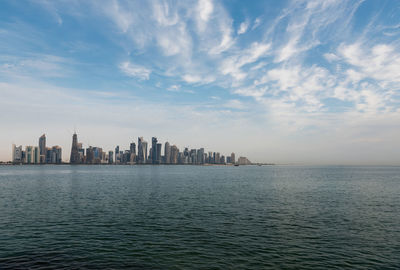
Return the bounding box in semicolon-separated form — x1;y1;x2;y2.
230;153;235;164
33;146;40;164
170;145;179;164
197;148;205;164
39;134;46;163
115;145;120;164
108;151;114;164
156;143;162;164
130;142;136;155
151;137;158;164
164;142;171;164
70;133;81;164
138;137;148;164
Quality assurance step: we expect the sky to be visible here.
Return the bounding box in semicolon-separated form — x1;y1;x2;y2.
0;0;400;165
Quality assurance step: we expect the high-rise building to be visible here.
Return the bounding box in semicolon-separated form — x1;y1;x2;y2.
164;142;171;164
190;149;197;164
215;152;220;164
39;134;46;163
170;145;179;164
12;144;23;163
86;147;94;164
70;133;81;164
33;146;40;164
197;148;204;164
231;153;235;164
156;143;162;164
115;146;120;164
137;137;148;164
130;142;136;155
51;146;62;164
25;146;34;164
151;137;158;164
108;151;114;164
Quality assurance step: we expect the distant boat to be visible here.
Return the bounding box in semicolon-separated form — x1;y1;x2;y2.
234;164;239;166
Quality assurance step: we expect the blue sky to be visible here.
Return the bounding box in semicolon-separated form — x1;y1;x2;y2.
1;0;400;164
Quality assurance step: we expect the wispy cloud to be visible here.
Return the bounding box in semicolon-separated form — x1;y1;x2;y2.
119;61;151;80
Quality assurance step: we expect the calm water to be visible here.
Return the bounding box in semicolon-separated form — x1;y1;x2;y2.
0;165;399;269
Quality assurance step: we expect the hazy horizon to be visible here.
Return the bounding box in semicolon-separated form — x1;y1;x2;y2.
1;0;399;165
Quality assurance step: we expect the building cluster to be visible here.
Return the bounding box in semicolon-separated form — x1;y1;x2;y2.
11;134;62;164
70;133;249;165
10;132;251;165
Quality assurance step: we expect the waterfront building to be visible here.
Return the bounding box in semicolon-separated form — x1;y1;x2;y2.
197;148;204;164
208;152;213;163
46;148;52;163
86;147;94;164
130;142;136;155
39;134;46;163
115;146;120;164
220;155;225;164
215;152;220;164
78;143;84;163
231;153;235;164
51;146;62;164
25;146;34;164
12;144;22;163
164;142;171;164
151;137;158;164
227;156;231;164
138;137;148;164
170;145;179;164
156;143;162;164
33;146;40;164
70;133;81;164
237;156;251;165
108;151;114;164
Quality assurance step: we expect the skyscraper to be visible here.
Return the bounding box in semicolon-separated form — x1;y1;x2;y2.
138;137;148;164
108;151;114;164
230;153;235;164
151;137;158;164
156;143;162;164
164;142;171;164
39;134;46;164
70;133;81;164
33;146;40;164
130;142;136;155
25;146;33;164
115;145;120;164
170;145;179;164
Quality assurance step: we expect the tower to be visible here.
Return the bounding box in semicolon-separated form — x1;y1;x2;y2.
70;133;81;164
151;137;158;164
39;134;46;163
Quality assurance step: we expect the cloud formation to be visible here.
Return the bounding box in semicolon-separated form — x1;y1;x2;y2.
0;0;400;164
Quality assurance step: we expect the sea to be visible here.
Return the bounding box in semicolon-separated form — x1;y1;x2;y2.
0;165;399;269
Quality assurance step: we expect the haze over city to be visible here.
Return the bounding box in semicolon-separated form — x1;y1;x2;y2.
1;0;399;165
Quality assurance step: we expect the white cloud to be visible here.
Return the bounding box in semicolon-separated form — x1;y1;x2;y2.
251;17;261;30
237;21;249;35
198;0;214;22
224;99;245;109
324;53;339;62
119;61;151;80
167;84;181;92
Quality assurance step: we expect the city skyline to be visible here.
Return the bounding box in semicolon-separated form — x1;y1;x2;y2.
9;132;250;165
1;1;400;165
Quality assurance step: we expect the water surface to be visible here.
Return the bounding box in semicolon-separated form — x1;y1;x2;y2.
0;165;399;269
